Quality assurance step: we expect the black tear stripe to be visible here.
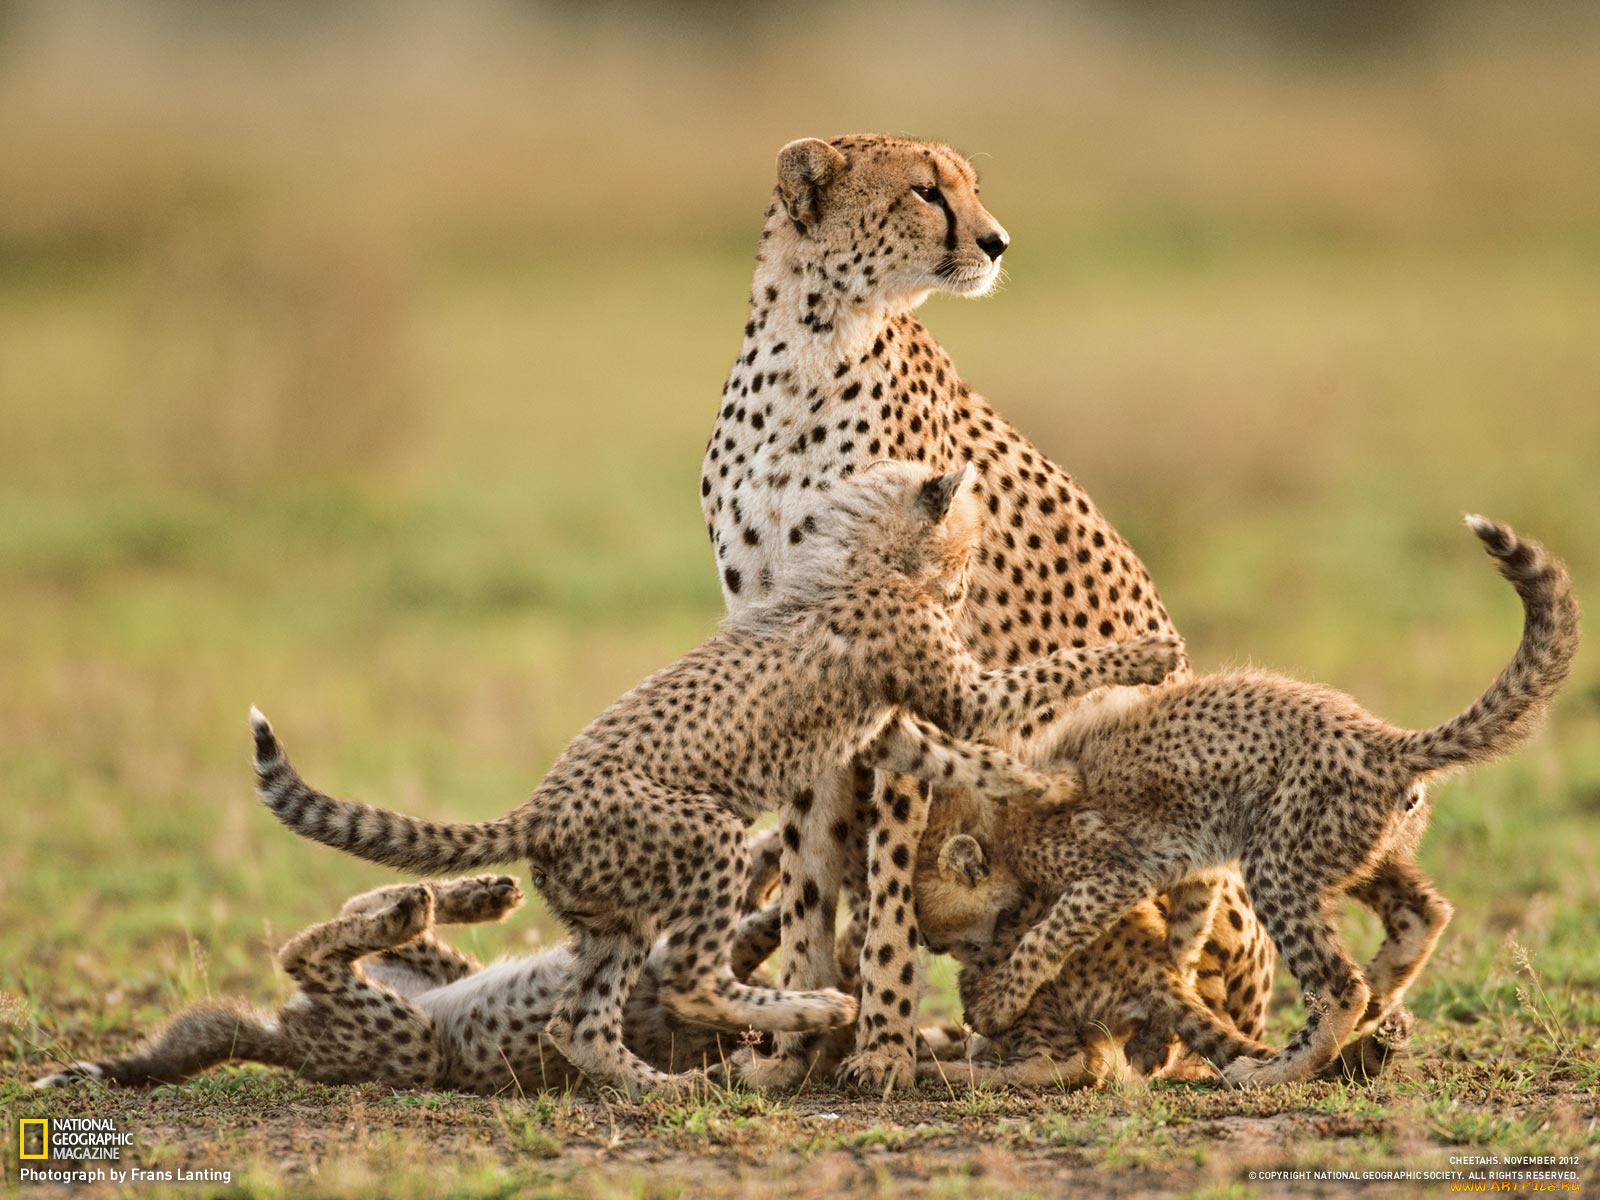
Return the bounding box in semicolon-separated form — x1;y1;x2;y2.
936;190;957;251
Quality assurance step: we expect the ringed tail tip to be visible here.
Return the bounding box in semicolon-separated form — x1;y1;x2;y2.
250;706;280;771
1464;513;1514;557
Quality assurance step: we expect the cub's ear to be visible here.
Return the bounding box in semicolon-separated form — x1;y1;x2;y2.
917;462;977;523
937;834;989;888
776;138;847;231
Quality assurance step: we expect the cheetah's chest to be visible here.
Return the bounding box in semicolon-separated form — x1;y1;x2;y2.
704;356;949;606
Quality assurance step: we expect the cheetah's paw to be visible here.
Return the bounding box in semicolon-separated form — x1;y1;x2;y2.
732;1047;813;1090
368;885;434;943
1116;633;1187;687
837;1047;915;1092
1220;1052;1305;1088
430;874;524;924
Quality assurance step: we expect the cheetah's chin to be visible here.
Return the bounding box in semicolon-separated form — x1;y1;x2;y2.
946;268;1001;297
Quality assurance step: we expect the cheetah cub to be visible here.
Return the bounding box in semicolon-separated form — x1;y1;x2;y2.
251;461;1183;1096
910;793;1264;1089
35;865;790;1094
964;518;1580;1086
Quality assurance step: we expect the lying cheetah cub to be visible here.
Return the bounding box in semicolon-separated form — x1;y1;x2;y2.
252;461;1182;1096
964;518;1580;1086
35;866;789;1093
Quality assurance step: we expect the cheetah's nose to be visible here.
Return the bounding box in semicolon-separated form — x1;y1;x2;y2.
977;231;1009;261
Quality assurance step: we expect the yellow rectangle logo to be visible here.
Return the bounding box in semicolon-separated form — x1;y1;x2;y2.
19;1117;49;1160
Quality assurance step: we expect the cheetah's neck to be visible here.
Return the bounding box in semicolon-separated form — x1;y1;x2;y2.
704;230;973;606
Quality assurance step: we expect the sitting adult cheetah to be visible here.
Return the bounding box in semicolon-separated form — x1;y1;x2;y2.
34;865;789;1094
251;462;1182;1096
701;132;1273;1086
960;518;1579;1085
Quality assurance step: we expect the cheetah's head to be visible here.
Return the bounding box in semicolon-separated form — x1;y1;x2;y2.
850;460;984;605
913;777;1085;962
915;830;1030;961
768;134;1010;307
751;461;983;622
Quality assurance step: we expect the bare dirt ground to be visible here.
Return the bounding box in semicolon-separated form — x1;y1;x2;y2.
9;1041;1597;1198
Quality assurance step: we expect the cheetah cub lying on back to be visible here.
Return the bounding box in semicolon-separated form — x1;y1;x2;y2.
33;852;790;1094
961;518;1579;1086
251;461;1182;1096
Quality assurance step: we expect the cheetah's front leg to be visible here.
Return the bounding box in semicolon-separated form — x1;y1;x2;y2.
738;766;865;1090
859;712;1076;803
947;634;1185;741
835;769;931;1091
966;828;1160;1038
835;715;1080;1090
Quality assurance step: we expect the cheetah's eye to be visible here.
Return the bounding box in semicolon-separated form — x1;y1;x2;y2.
911;184;944;205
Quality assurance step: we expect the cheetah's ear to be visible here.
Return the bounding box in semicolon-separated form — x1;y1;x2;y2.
937;834;989;888
917;462;977;524
776;138;847;232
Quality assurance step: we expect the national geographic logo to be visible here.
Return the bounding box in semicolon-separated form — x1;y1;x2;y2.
19;1119;47;1160
15;1117;129;1161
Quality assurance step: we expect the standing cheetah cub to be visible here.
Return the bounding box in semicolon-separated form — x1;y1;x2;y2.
964;517;1580;1086
252;462;1182;1096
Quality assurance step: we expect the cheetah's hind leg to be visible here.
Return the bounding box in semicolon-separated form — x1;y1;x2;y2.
1221;871;1369;1088
1346;855;1452;1038
545;928;706;1100
274;884;445;1088
656;807;858;1039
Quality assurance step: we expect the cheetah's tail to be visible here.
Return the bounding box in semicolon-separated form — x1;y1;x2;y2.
33;999;286;1088
1394;517;1580;776
251;707;526;875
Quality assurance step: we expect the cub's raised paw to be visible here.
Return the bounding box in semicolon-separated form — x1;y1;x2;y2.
369;884;434;943
837;1048;916;1092
431;874;524;924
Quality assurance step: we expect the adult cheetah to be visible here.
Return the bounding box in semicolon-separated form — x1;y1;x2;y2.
701;133;1273;1086
251;461;1181;1096
958;517;1579;1085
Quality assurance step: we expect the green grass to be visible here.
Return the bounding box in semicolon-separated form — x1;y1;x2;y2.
3;4;1600;1195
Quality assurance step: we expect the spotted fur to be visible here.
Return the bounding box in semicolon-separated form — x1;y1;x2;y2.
910;792;1269;1088
34;870;796;1094
251;462;1181;1096
703;133;1273;1087
962;517;1580;1085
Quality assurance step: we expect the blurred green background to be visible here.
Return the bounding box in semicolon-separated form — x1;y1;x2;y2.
2;0;1597;1050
